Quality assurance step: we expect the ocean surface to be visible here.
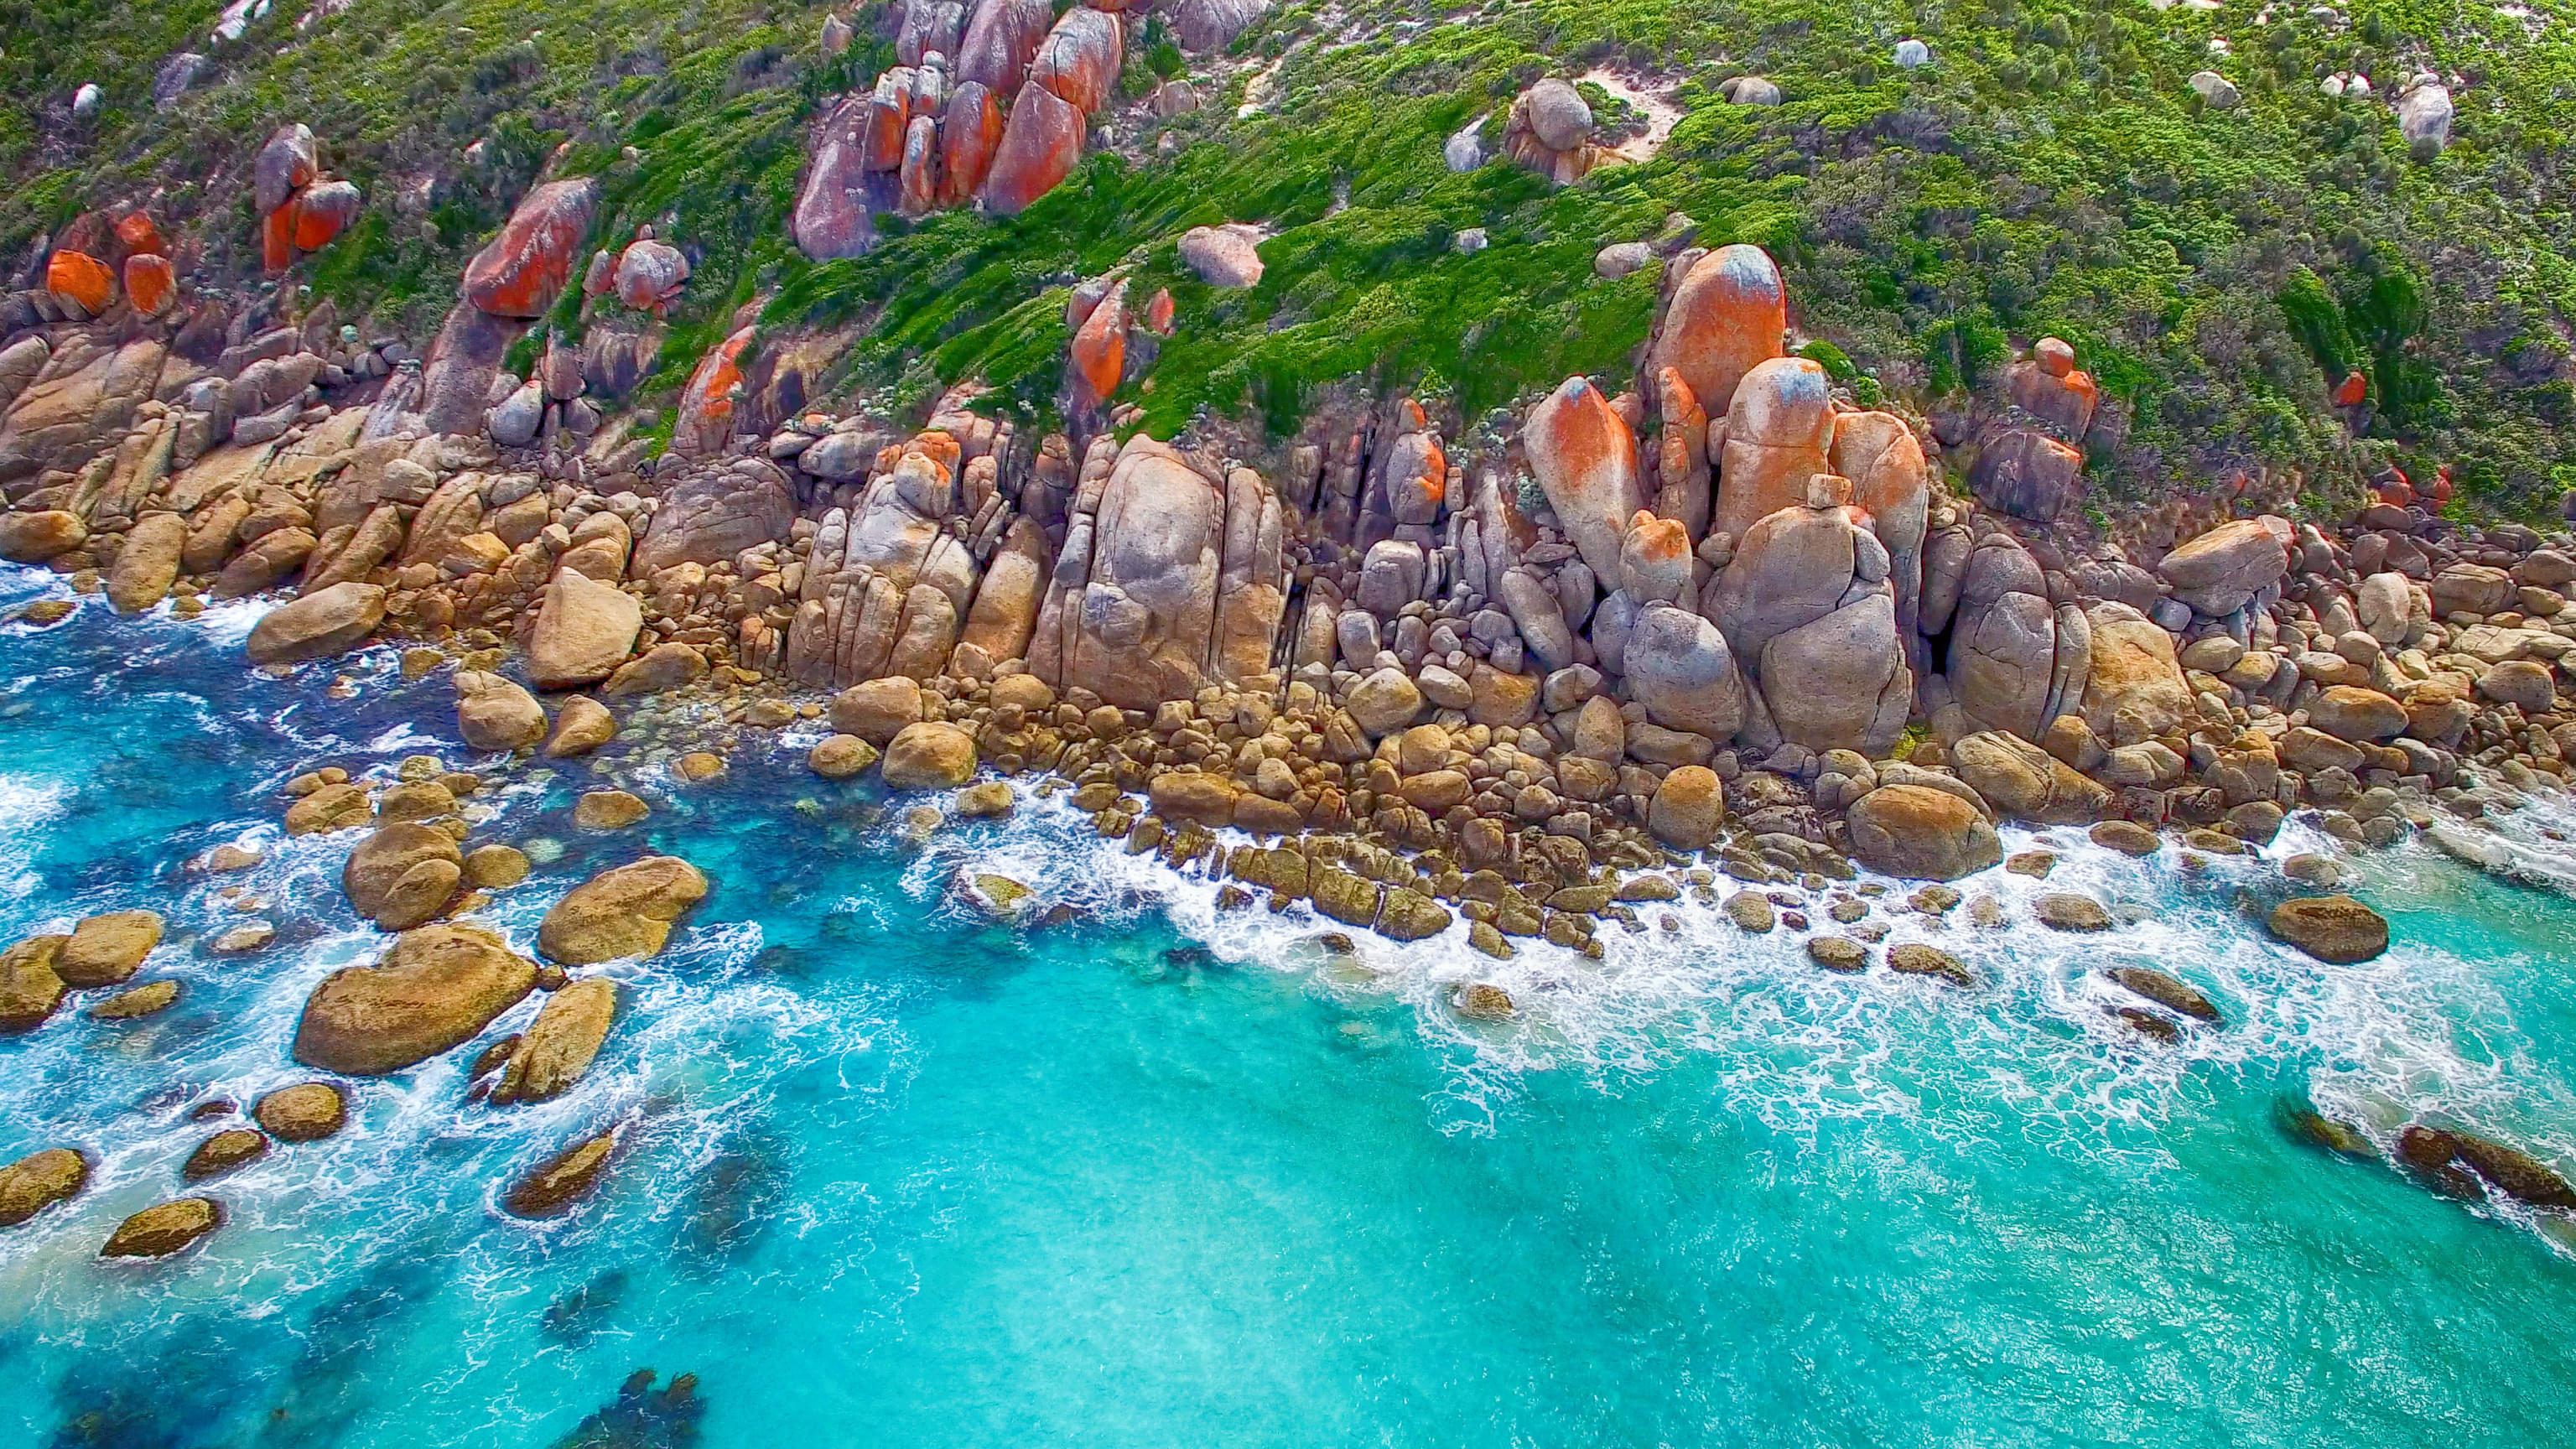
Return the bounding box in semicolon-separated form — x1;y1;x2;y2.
1;560;2573;1449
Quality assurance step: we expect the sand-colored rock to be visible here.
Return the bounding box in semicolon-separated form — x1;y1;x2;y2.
293;924;538;1074
537;856;709;964
491;977;618;1105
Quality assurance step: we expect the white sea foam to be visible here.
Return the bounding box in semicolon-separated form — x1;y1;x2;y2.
0;773;66;899
883;777;2575;1236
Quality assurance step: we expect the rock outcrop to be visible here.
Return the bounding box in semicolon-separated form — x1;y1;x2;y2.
293;924;539;1075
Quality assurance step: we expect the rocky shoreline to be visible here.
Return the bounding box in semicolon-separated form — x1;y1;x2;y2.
9;42;2576;1254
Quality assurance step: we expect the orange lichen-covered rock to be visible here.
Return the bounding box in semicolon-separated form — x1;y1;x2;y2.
1618;510;1694;603
1523;374;1645;584
1711;356;1834;542
255;123;319;216
898;114;941;216
2005;340;2097;436
864;67;913;173
939;82;1004;207
113;212;168;258
461;178;599;319
122;254;175;317
1070;280;1127;405
262;204;298;273
1143;287;1176;336
1654;366;1711;537
288;179;361;252
612;237;689;311
673;325;755;459
958;0;1055;96
979;81;1085;216
1030;6;1123;115
792;96;889;261
1653;244;1787;422
44;250;115;315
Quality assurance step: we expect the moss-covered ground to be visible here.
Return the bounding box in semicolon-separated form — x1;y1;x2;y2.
5;0;2574;517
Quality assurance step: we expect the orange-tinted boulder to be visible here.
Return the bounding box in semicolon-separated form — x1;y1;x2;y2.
288;179;361;252
2334;371;2367;407
56;211;116;267
262;204;298;273
461;178;599;319
1144;287;1175;335
1653;366;1711;537
1030;6;1123;115
899;115;941;215
113;212;169;259
1523;375;1645;584
2005;350;2096;436
255;123;319;216
1653;244;1786;421
864;68;912;173
979;82;1086;216
940;82;1004;207
1070;281;1126;404
1711;356;1833;542
44;251;114;315
1969;427;2085;522
958;0;1055;96
792;96;889;261
612;237;689;310
673;325;755;458
122;254;175;317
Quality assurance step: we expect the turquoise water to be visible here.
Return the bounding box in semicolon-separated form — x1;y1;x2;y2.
2;561;2573;1448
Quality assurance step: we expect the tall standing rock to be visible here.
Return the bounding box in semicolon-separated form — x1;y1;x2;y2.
672;326;756;459
1523;376;1644;585
1653;244;1786;422
787;444;981;687
979;82;1086;216
1031;436;1282;708
957;0;1057;96
1623;602;1748;742
461;179;600;318
939;82;1005;207
1029;5;1124;115
793;96;890;261
1713;478;1911;756
1711;356;1833;543
1829;409;1930;648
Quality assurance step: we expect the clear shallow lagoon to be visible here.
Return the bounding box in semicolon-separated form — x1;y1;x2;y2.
2;562;2573;1448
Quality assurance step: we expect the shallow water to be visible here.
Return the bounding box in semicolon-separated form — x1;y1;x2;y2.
2;563;2573;1448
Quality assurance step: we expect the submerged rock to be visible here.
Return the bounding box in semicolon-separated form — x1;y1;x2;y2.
507;1131;617;1218
546;1368;706;1449
2396;1125;2576;1209
2106;965;2220;1023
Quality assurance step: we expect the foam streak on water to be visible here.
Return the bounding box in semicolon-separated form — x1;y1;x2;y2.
1;566;2573;1448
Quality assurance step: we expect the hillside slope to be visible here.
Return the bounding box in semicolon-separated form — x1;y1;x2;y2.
5;0;2575;517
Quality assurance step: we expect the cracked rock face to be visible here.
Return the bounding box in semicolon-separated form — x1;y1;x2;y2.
1031;436;1284;709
